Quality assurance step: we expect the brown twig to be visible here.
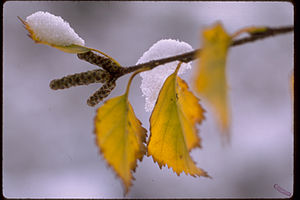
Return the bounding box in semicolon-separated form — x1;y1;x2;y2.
50;25;293;106
122;25;293;75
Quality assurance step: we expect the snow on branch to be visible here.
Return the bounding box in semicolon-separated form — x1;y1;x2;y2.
137;39;193;112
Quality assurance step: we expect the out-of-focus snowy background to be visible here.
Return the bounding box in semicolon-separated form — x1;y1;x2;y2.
3;2;293;198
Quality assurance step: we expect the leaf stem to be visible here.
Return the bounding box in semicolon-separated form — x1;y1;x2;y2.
125;67;151;98
175;62;183;75
88;47;121;67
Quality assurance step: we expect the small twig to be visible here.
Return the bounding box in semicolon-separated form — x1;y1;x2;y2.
122;25;293;75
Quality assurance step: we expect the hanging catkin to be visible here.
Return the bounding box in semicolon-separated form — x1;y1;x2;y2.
49;69;111;90
87;79;116;106
77;51;122;75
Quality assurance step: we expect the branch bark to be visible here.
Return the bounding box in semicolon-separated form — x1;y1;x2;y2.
121;25;293;75
50;25;293;106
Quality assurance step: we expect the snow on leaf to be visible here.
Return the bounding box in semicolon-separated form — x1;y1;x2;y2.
193;23;232;141
19;11;89;53
148;62;209;177
94;72;147;195
137;39;193;112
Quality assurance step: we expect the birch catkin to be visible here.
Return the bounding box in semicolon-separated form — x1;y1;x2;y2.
87;79;116;106
49;69;111;90
77;51;122;75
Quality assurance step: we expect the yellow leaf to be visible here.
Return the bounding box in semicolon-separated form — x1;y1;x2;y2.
148;63;209;177
94;94;147;194
290;70;294;101
231;26;268;38
194;23;232;139
52;44;91;54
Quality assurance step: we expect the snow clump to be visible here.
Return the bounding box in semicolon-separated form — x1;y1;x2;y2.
25;11;85;46
137;39;193;112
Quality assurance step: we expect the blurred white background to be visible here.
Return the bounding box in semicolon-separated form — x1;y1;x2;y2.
3;1;293;198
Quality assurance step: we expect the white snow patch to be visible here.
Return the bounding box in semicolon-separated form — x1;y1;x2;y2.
26;11;85;46
137;39;193;112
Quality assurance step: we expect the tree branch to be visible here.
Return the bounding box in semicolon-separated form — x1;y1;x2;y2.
121;25;293;75
50;25;293;106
